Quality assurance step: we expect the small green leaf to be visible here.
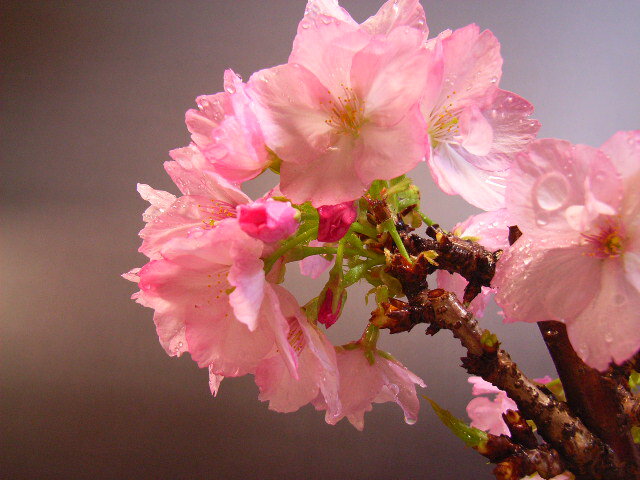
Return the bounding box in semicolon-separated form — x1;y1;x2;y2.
424;396;488;448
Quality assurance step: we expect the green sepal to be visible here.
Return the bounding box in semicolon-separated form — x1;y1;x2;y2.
632;426;640;444
425;395;488;448
629;370;639;391
543;378;566;402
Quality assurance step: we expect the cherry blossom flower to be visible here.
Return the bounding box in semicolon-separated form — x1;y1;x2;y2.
466;376;516;436
314;346;425;430
493;132;640;370
317;201;357;242
137;145;250;260
254;285;341;416
249;14;433;206
237;198;299;243
437;209;510;316
185;70;270;183
422;25;540;211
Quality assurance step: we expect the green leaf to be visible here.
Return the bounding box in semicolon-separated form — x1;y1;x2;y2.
424;396;488;448
629;370;640;391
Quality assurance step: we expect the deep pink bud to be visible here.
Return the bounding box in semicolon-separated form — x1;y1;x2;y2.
318;288;346;328
237;198;299;243
317;201;357;242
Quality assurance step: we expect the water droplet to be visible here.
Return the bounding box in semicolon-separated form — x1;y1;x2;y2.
301;21;310;29
523;257;532;266
225;84;236;94
490;76;498;84
604;332;614;343
533;172;570;211
404;416;417;425
506;96;513;103
321;16;331;25
536;217;548;226
388;383;399;396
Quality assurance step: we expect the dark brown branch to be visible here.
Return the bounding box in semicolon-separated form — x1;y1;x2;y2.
538;321;640;478
401;225;501;303
377;255;618;479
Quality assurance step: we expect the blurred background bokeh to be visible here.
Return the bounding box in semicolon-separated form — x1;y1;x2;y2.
2;1;639;478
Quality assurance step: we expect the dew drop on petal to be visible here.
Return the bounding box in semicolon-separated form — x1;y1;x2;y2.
404;416;417;425
533;172;570;211
490;76;498;84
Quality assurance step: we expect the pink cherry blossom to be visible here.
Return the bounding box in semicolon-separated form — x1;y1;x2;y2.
254;285;341;416
185;70;270;183
137;145;250;260
317;201;357;242
131;220;298;378
493;132;640;370
437;209;510;316
466;376;516;436
422;25;540;211
237;198;299;243
314;346;425;430
249;16;432;206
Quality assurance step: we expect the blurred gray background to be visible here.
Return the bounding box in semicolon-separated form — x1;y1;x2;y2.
2;1;639;479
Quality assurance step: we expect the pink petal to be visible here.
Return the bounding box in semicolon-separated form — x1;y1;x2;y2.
361;0;427;36
466;396;511;436
248;64;334;164
436;24;502;110
454;209;510;251
493;240;601;323
350;27;429;126
567;259;640;370
428;143;507;211
354;105;428;185
299;240;332;278
458;105;493;156
279;136;367;206
437;271;493;317
600;130;640;184
237;198;299;243
302;0;357;26
137;184;176;223
317;201;357;242
482;89;540;157
289;15;368;95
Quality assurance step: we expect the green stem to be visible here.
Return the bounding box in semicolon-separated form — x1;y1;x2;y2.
382;218;412;262
351;222;378;239
384;177;412;198
264;227;318;273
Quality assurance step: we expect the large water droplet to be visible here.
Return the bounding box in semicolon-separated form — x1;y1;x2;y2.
533;172;570;211
404;416;417;425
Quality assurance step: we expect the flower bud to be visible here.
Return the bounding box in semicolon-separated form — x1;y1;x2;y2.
317;201;357;242
237;198;299;243
318;287;346;328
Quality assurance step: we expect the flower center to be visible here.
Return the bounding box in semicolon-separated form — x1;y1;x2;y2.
197;200;236;227
582;218;626;258
428;93;460;146
324;84;366;137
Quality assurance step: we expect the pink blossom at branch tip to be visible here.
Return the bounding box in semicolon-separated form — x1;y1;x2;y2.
314;347;425;430
317;201;357;242
521;473;574;480
466;376;516;436
248;14;433;206
185;69;270;183
493;132;640;371
237;198;299;243
422;25;540;211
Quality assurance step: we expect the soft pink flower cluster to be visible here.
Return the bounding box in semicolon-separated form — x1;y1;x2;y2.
126;0;638;448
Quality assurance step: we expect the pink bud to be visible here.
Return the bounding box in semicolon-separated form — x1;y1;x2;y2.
318;288;345;328
237;198;299;243
317;201;357;242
